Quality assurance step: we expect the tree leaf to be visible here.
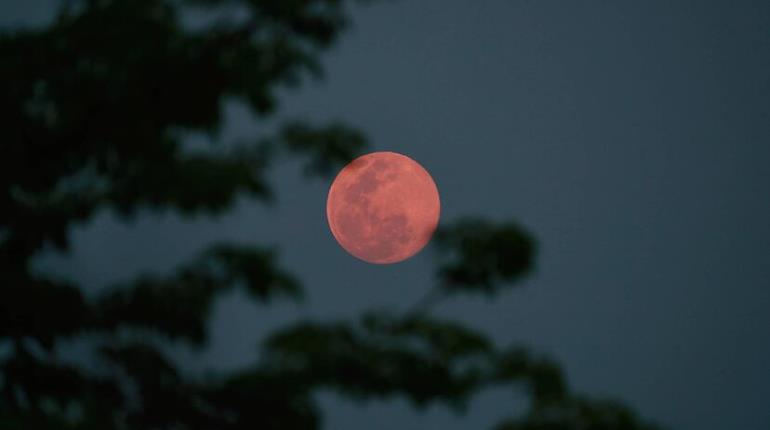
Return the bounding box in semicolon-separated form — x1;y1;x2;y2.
434;218;535;295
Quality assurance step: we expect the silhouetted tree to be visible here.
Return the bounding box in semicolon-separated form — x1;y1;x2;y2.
0;1;664;429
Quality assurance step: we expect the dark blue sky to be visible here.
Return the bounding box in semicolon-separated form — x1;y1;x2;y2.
6;1;770;430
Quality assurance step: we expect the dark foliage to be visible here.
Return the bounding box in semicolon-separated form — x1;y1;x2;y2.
0;1;664;429
434;218;536;295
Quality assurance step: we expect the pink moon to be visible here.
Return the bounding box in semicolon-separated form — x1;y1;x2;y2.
326;151;441;264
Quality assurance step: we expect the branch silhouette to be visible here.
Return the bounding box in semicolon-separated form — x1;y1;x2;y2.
0;1;665;429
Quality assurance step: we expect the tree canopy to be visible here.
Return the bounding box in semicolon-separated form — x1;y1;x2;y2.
0;1;664;429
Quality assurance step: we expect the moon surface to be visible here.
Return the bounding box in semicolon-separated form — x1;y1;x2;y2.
326;151;441;264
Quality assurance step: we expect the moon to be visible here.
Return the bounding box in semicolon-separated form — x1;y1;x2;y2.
326;151;441;264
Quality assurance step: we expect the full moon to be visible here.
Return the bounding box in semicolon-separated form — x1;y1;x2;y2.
326;151;441;264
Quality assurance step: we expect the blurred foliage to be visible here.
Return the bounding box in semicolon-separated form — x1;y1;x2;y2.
279;120;368;177
0;0;664;429
434;218;535;295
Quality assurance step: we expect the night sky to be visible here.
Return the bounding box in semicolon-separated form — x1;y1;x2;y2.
5;1;770;430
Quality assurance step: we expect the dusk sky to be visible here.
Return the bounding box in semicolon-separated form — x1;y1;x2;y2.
5;1;770;430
